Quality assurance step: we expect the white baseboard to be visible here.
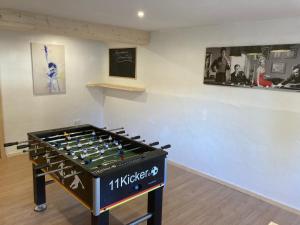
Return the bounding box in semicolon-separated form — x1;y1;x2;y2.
6;150;300;215
168;159;300;216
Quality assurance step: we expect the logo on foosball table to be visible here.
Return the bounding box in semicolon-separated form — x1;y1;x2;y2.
109;166;159;191
151;166;159;176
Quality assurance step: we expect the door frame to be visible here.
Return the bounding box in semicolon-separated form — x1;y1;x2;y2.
0;77;6;160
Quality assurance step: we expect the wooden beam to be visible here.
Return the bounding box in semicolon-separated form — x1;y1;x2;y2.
0;79;6;160
0;8;150;45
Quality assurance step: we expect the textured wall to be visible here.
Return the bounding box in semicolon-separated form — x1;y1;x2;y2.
104;17;300;211
0;30;105;153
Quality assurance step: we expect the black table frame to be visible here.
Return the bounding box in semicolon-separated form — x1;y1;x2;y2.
32;163;164;225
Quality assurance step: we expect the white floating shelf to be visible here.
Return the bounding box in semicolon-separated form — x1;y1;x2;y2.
86;83;145;92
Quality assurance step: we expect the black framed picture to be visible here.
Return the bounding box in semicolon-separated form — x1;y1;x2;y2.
203;44;300;92
109;48;136;78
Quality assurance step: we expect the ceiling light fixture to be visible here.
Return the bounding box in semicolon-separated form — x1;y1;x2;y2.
137;11;145;18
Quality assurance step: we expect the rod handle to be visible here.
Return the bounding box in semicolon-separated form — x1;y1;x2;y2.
161;144;171;150
35;163;50;170
4;142;18;147
17;144;30;149
149;142;159;147
131;136;141;140
116;130;126;134
108;127;124;132
31;152;48;157
45;180;55;185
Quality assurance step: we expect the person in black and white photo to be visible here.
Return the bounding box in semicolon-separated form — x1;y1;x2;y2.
205;54;211;78
211;47;231;83
230;64;247;85
276;64;300;88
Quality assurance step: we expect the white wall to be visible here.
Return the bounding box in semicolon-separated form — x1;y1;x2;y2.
103;17;300;211
0;30;106;151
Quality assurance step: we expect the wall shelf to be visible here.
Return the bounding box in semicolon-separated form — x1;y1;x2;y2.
86;83;145;92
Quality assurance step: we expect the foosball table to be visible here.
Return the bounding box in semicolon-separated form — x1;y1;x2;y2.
4;124;170;225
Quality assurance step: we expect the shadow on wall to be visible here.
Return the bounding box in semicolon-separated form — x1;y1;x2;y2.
86;87;105;105
103;89;148;103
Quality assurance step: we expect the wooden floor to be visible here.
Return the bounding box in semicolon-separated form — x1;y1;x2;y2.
1;155;300;225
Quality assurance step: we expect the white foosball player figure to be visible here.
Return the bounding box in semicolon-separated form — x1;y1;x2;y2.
70;170;85;190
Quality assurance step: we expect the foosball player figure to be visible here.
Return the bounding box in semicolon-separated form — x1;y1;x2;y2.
118;146;125;160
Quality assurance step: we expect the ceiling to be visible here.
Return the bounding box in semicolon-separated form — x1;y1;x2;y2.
1;0;300;31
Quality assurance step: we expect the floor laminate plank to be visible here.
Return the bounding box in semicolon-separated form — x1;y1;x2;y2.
0;155;299;225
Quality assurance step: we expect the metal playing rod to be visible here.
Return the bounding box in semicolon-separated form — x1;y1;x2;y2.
68;146;98;155
4;140;38;148
44;154;60;159
97;144;170;164
34;160;66;170
36;166;73;177
41;127;107;141
49;130;111;143
4;126;117;147
51;132;112;145
83;146;141;164
79;143;133;159
66;138;116;153
75;141;126;158
62;171;82;180
59;135;115;151
65;134;129;151
127;213;152;225
69;129;125;143
43;129;94;139
69;135;139;157
100;144;171;168
42;127;121;142
67;137;126;156
53;130;127;148
23;146;48;153
68;142;111;156
56;127;121;142
108;127;124;132
60;134;111;146
31;151;53;158
48;131;99;143
50;160;66;166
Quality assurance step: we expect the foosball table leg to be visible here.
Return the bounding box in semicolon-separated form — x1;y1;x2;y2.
91;211;109;225
147;187;164;225
32;164;47;212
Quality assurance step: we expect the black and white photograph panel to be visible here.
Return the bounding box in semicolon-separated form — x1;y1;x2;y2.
204;44;300;91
